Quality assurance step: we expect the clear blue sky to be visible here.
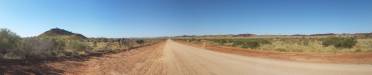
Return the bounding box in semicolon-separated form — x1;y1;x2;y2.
0;0;371;38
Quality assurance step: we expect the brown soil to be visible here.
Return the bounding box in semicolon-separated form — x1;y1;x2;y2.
178;41;372;64
2;40;372;75
48;42;166;75
0;42;165;75
160;40;372;75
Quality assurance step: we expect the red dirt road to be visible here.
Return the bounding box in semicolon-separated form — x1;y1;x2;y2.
48;42;167;75
47;40;372;75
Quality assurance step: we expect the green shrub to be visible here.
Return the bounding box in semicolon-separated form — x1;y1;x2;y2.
18;38;64;59
212;39;229;45
0;28;89;59
0;28;22;59
65;40;88;51
210;39;271;49
185;38;371;53
275;48;288;52
0;29;21;51
232;39;270;49
0;28;160;59
136;40;145;45
64;40;89;56
322;37;357;48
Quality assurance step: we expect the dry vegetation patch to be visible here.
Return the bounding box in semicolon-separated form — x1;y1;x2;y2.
0;28;163;74
176;37;372;64
179;37;372;53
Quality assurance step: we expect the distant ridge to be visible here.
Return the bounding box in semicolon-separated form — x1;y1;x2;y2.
39;28;87;39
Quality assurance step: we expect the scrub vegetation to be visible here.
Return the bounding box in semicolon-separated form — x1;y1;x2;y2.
0;28;160;60
181;37;372;53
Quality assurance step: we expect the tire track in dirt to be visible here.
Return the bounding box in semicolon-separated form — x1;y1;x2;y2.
49;42;166;75
162;40;372;75
50;40;372;75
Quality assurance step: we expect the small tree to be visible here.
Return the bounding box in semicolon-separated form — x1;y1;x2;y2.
0;29;21;55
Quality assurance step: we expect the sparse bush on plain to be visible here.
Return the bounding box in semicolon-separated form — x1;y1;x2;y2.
64;40;90;56
212;39;230;45
0;28;161;60
232;39;271;49
258;39;331;52
13;38;65;59
136;40;145;45
181;37;371;53
210;39;271;49
322;37;357;48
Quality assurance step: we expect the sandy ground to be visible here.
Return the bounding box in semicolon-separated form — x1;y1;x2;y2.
164;40;372;75
49;42;167;75
180;41;372;64
41;40;372;75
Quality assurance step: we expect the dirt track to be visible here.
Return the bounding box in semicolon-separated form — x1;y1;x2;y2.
57;39;372;75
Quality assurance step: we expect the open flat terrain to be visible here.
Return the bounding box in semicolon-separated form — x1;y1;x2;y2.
4;40;371;75
182;41;372;64
2;0;372;75
49;40;372;75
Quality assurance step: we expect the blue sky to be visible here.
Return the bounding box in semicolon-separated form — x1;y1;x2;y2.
0;0;371;38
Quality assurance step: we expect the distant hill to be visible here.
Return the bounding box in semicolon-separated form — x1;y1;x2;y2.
39;28;87;39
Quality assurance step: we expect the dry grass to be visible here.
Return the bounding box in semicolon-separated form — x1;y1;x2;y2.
0;28;161;60
180;37;372;53
258;38;372;53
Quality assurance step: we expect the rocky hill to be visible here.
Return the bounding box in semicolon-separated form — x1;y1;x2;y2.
39;28;87;39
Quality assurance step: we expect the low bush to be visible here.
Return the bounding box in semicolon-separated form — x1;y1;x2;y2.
232;39;271;49
14;38;65;59
322;37;357;48
0;28;160;60
0;29;21;54
209;39;271;49
64;40;90;56
0;29;22;58
0;28;92;59
181;37;371;53
212;39;230;45
136;40;145;45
